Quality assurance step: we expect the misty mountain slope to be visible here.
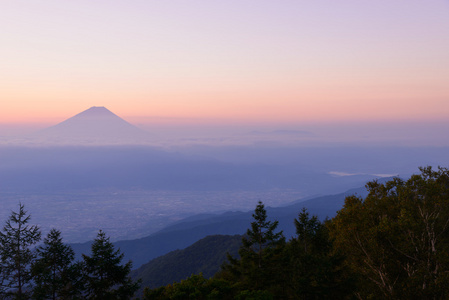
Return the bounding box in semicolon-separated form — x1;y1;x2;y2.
152;184;374;238
176;144;449;176
70;185;370;269
0;145;378;194
33;106;150;145
131;235;242;292
0;144;391;244
70;212;251;269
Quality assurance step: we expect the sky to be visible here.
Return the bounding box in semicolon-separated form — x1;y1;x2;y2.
0;1;448;140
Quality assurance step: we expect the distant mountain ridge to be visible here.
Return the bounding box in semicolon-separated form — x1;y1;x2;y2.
131;235;242;292
33;106;150;145
70;182;380;270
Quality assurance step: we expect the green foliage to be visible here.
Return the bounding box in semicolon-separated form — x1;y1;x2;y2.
242;201;285;265
82;230;140;299
287;208;355;299
0;207;138;299
0;203;41;299
132;235;241;295
331;166;449;299
2;166;448;300
235;290;273;300
224;201;286;294
31;228;80;300
294;208;324;253
142;273;236;300
144;203;355;299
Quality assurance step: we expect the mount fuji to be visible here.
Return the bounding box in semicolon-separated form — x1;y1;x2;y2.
34;106;150;145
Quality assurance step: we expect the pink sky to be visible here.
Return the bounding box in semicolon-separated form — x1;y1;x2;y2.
0;1;448;128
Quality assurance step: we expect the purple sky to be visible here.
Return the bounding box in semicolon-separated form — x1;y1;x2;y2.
0;1;448;145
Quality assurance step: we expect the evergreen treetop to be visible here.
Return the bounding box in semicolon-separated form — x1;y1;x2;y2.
0;203;41;299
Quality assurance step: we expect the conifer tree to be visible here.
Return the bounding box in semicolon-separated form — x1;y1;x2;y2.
241;201;285;268
0;203;41;299
82;230;140;299
31;229;79;300
288;208;354;299
225;201;285;294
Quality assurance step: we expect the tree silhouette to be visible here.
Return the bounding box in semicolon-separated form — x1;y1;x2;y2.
0;203;41;299
331;166;449;299
82;230;140;299
241;201;285;268
224;201;285;295
32;228;80;299
288;208;354;299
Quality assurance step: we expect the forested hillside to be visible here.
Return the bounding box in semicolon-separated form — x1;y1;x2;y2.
131;235;242;295
143;167;449;299
0;208;139;299
1;167;448;299
70;183;372;270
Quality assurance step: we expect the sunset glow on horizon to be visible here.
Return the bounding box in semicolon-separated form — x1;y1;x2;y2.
1;1;448;128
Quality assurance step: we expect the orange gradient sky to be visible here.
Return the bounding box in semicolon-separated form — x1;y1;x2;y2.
0;1;448;127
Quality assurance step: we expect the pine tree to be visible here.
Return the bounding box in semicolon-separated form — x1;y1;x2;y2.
82;230;140;299
0;203;41;299
31;229;79;300
288;208;354;299
224;201;285;295
294;207;323;253
241;201;285;268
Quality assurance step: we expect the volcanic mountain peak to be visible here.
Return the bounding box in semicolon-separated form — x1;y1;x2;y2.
34;106;150;145
72;106;118;118
59;106;129;123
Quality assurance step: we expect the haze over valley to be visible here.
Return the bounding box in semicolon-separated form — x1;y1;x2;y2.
1;107;448;243
1;2;449;297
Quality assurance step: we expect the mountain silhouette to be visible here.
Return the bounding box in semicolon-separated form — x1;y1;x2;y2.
34;106;150;145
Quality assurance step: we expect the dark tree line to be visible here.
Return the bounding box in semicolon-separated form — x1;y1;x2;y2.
144;167;449;299
331;166;449;299
2;166;449;299
0;204;140;299
144;201;354;299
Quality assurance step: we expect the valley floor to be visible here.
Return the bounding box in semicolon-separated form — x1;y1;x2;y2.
0;188;303;243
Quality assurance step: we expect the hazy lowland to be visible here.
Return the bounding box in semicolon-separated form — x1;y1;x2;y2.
0;107;448;243
2;107;449;299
